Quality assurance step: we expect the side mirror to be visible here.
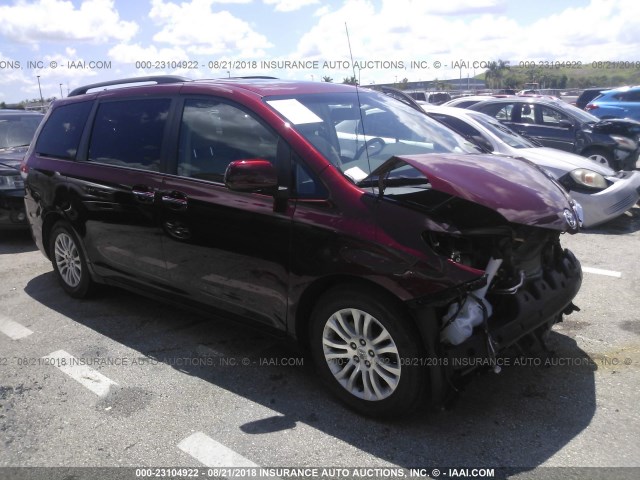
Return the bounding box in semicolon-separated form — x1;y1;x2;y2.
558;119;573;129
470;134;494;152
224;159;277;192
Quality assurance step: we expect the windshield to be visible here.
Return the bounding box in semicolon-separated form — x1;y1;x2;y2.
0;114;42;149
265;91;479;181
468;112;536;149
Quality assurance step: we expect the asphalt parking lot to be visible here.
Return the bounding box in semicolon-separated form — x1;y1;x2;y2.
1;206;639;480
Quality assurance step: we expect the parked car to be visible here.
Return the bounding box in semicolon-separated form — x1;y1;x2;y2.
575;87;610;110
420;105;640;227
468;97;640;170
23;76;582;417
407;90;452;105
441;95;512;109
0;110;44;229
585;85;640;121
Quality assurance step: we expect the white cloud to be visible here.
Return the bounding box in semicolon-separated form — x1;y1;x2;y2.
0;0;137;45
149;0;272;57
313;5;331;16
289;0;640;85
108;43;189;64
264;0;320;12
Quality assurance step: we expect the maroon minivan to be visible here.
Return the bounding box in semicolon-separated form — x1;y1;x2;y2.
23;76;583;417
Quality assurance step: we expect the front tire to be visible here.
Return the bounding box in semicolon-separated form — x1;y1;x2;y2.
583;147;615;170
49;221;94;298
309;286;426;417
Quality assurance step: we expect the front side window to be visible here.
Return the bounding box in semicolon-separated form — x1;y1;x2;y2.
430;114;482;139
470;113;536;149
35;101;92;159
88;98;170;171
539;106;570;126
177;99;278;182
625;90;640;102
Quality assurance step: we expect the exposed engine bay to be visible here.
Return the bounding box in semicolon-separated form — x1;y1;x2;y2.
425;224;582;374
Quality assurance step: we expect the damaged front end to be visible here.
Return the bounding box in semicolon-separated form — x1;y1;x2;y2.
425;225;581;363
365;153;583;403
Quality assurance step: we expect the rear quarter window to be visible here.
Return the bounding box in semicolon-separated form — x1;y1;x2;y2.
88;98;171;172
34;101;93;159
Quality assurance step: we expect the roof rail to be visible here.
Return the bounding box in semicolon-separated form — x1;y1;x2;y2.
68;76;191;97
227;76;279;80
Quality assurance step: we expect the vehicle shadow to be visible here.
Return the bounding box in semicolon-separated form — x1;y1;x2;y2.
0;229;37;255
25;273;596;474
582;205;640;234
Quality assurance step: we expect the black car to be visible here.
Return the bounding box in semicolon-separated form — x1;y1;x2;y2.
468;97;640;170
0;110;44;228
575;87;610;110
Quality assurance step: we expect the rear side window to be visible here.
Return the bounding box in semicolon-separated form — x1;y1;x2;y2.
34;101;92;159
88;98;171;171
481;103;513;121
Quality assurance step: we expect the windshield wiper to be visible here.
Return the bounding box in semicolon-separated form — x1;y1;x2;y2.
357;176;431;189
0;161;20;171
0;144;30;151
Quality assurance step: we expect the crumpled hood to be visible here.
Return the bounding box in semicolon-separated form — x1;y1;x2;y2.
515;147;615;177
369;153;578;231
592;117;640;136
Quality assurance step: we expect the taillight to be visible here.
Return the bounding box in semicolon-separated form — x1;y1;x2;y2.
585;103;598;111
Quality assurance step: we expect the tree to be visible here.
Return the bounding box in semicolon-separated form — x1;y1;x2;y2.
485;59;510;89
342;76;358;85
322;76;333;83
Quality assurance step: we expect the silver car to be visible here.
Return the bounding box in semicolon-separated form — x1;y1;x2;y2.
420;104;640;227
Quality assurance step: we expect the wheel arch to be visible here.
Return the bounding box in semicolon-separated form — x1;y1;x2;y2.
579;145;615;169
292;275;421;352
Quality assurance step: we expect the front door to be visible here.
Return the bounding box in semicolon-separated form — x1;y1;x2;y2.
159;97;293;329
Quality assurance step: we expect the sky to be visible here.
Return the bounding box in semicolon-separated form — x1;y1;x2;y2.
1;0;639;103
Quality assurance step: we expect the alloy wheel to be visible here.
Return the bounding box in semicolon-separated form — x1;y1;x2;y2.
54;232;82;288
322;308;401;401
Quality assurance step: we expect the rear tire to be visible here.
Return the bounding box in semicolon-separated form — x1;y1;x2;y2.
309;285;426;418
49;221;94;298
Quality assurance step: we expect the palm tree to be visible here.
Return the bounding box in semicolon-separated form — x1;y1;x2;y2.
485;61;499;89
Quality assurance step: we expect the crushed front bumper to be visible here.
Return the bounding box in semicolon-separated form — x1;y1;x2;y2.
0;189;28;229
444;248;582;369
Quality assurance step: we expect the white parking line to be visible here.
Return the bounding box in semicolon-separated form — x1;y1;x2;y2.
0;316;34;340
178;432;262;468
582;266;622;278
42;350;118;397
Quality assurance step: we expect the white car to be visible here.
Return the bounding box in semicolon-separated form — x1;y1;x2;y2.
420;104;640;227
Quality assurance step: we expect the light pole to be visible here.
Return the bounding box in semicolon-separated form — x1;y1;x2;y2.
37;75;44;109
59;83;64;98
227;70;230;78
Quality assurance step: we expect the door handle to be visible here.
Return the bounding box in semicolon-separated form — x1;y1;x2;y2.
132;187;156;204
161;192;188;210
